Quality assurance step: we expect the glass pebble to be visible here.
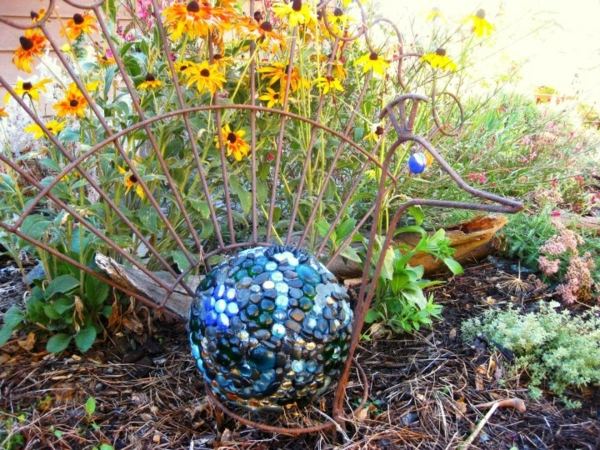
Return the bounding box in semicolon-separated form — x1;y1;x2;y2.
226;302;239;315
265;261;277;271
262;280;275;290
226;288;236;300
291;360;305;373
271;271;284;282
276;282;289;294
272;323;286;338
275;295;289;308
214;299;227;313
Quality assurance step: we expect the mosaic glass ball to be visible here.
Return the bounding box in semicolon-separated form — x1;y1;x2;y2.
188;246;354;410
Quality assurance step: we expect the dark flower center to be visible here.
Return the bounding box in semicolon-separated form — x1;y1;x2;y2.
274;92;280;99
334;7;343;17
227;132;237;143
73;13;84;25
253;11;263;22
476;9;485;19
30;11;39;20
200;68;210;77
128;174;138;183
187;1;200;13
70;99;79;107
19;36;34;51
22;82;33;90
375;126;384;135
260;21;273;32
435;48;446;56
369;52;378;60
179;65;188;71
145;73;156;81
213;54;223;61
292;0;302;12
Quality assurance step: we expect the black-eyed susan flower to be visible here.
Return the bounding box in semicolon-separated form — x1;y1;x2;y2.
355;52;389;77
186;61;226;95
217;124;250;161
24;120;65;139
258;62;308;93
273;0;315;28
314;76;344;94
138;73;163;91
211;53;232;71
174;60;197;79
11;78;51;102
117;165;145;200
63;12;97;41
463;9;494;38
321;7;351;36
54;83;89;118
258;87;282;108
364;123;384;143
421;48;457;72
97;49;116;67
30;9;46;23
13;29;47;73
163;1;233;40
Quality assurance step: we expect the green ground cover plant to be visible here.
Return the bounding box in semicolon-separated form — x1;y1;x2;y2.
462;302;600;407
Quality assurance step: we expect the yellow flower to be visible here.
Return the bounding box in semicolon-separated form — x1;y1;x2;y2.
463;9;494;38
54;83;88;118
321;8;351;36
162;1;234;40
258;62;308;93
30;9;46;23
13;29;47;73
98;49;116;67
186;61;226;95
364;123;384;143
355;52;389;77
421;48;457;72
11;78;51;102
426;8;444;22
138;73;163;90
24;120;66;139
314;76;344;94
117;165;145;200
174;60;197;79
258;87;282;108
217;124;250;161
63;12;97;40
0;107;8;119
272;0;315;27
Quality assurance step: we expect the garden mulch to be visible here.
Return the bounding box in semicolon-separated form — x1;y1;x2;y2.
1;259;599;450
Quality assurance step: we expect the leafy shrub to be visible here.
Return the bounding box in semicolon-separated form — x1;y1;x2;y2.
462;302;600;407
366;207;462;334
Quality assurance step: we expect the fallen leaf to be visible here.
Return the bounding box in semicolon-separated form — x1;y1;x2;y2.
455;397;467;418
17;332;36;352
475;364;486;390
449;328;457;340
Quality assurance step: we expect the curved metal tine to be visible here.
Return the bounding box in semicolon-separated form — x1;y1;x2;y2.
0;222;180;320
0;154;186;295
0;0;55;29
249;0;258;244
150;0;224;252
0;77;183;284
36;21;198;269
315;137;387;260
285;37;341;245
296;72;373;249
91;5;205;261
266;29;298;243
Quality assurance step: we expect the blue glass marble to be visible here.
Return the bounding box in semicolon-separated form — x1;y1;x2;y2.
189;245;353;410
408;152;427;174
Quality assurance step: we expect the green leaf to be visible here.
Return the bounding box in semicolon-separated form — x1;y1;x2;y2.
315;218;330;239
84;276;111;310
53;297;74;314
59;128;80;143
75;326;97;353
0;306;24;345
99;444;114;450
443;257;464;276
171;250;191;274
84;396;96;416
229;178;251;214
336;218;357;241
408;206;425;226
45;275;80;298
340;245;362;263
46;333;72;353
364;309;381;324
20;215;51;240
